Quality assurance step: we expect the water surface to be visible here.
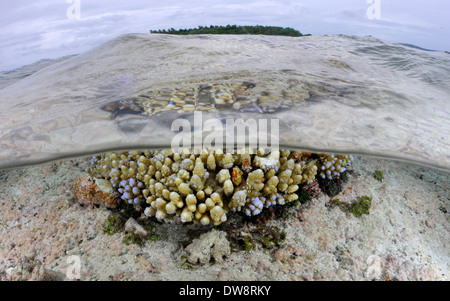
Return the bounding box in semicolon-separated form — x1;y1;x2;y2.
0;34;448;170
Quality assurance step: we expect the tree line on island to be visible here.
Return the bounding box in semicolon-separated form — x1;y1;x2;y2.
150;25;308;37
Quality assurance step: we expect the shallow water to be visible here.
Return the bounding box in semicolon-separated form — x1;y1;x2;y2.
0;34;448;170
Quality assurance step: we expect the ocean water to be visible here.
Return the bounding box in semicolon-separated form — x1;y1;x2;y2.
0;34;448;171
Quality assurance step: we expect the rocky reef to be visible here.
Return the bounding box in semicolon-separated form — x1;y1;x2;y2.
84;149;352;226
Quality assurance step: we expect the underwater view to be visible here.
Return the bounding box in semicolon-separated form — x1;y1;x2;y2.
0;1;448;285
1;33;449;170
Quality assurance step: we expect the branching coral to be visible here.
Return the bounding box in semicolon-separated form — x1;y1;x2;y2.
316;154;353;180
86;149;353;225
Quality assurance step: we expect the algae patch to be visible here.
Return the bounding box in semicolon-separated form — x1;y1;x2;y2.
102;211;159;246
349;196;372;217
373;170;384;182
102;213;127;235
328;196;373;218
260;227;287;250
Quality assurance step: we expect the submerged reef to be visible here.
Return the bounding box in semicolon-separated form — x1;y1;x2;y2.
86;149;353;226
102;79;312;117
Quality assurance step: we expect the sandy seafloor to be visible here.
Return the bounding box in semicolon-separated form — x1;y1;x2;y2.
0;154;448;281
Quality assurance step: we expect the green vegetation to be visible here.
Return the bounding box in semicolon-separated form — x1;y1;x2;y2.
225;222;287;253
102;210;159;245
150;25;306;37
122;233;146;246
373;170;384;182
238;235;255;252
296;187;312;205
260;227;286;250
102;213;127;235
349;196;372;217
328;195;373;218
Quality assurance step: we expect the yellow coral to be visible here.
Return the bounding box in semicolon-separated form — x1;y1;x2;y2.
316;154;353;180
223;179;234;196
87;149;352;225
216;169;231;184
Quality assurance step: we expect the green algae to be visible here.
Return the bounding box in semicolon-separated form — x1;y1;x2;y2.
296;187;312;205
349;196;372;217
102;213;127;235
223;219;287;253
373;170;384;182
123;233;146;246
122;220;160;246
238;235;255;252
328;195;373;218
260;227;286;250
102;209;159;246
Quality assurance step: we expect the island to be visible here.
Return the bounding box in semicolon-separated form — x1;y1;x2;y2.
150;25;308;37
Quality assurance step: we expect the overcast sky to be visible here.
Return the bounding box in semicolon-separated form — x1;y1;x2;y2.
0;0;448;71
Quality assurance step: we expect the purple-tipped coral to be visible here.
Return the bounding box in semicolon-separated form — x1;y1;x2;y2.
85;149;353;225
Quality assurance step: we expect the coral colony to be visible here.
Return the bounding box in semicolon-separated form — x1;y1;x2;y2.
86;148;353;226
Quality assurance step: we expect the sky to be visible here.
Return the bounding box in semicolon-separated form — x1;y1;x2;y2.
0;0;448;71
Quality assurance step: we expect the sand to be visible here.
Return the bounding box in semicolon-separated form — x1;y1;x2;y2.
0;155;448;281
